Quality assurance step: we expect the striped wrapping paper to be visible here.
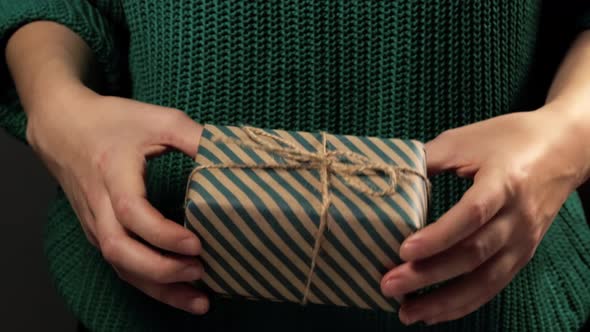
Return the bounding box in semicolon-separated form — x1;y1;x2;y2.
184;124;429;311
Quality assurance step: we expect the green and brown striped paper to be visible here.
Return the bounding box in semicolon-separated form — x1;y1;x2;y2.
184;124;429;311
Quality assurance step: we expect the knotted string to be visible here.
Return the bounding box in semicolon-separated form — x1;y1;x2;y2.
187;126;431;304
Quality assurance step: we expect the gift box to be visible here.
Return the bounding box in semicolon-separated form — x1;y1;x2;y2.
184;124;430;311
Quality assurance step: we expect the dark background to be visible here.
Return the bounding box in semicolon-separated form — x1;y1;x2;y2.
1;129;589;332
1;130;75;332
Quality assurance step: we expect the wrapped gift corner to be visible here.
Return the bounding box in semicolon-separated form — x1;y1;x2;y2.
184;124;430;312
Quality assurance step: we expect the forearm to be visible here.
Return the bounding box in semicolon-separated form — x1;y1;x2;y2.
546;30;590;183
547;31;590;105
5;21;95;115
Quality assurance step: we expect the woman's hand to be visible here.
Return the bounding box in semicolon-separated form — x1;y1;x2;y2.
25;84;209;315
7;20;208;315
380;106;590;325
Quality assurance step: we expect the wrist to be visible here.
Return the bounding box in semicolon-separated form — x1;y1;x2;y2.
23;76;96;115
23;77;99;147
541;100;590;185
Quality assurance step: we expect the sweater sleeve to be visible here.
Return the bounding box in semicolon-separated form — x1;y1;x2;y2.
0;0;125;143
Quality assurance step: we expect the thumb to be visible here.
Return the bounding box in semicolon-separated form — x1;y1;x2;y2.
159;110;204;158
425;131;458;177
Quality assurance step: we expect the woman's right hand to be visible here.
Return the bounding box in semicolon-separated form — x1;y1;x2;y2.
25;83;209;315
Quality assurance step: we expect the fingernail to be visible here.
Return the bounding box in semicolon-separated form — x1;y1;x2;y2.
401;238;419;253
183;265;202;280
180;238;200;255
401;240;423;260
382;277;400;297
190;297;209;314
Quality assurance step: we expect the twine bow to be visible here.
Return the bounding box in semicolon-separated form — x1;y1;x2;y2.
187;126;431;305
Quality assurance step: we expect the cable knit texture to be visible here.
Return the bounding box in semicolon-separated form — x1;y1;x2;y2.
1;1;590;331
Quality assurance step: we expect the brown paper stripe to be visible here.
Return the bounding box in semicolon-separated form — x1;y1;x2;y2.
254;167;391;308
186;210;267;298
289;130;418;223
284;132;409;245
195;174;302;302
376;138;427;218
197;167;344;305
247;162;392;305
200;128;348;304
190;194;306;302
336;135;422;220
263;167;392;308
233;128;395;308
199;249;244;295
194;139;362;306
287;131;415;241
209;126;385;308
369;137;428;222
330;134;423;231
342;137;423;230
241;130;393;271
192;172;353;303
331;175;402;263
283;165;398;273
186;124;427;311
207;127;378;308
253;128;404;307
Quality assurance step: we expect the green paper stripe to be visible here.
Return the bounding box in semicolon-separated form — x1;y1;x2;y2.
388;138;427;215
332;173;406;247
376;136;416;168
334;135;419;231
287;131;416;230
258;130;388;306
270;164;391;297
185;207;265;298
365;137;426;216
187;196;287;301
201;264;237;296
215;128;316;244
191;175;300;300
197;145;349;305
184;216;235;296
330;176;403;265
282;131;407;248
214;127;376;308
358;136;426;220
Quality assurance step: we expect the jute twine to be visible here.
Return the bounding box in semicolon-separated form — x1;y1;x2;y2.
186;126;431;304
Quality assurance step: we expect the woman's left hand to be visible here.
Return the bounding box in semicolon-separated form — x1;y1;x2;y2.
380;105;590;325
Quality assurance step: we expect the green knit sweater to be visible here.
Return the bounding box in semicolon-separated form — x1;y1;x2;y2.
1;1;590;331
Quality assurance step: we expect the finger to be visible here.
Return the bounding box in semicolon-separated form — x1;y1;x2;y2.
153;110;203;157
94;196;204;283
101;230;204;284
398;248;520;325
382;211;512;297
400;168;508;261
424;131;459;177
101;151;201;256
117;268;209;315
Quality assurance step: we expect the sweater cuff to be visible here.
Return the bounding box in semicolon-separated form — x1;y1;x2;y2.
0;0;122;143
